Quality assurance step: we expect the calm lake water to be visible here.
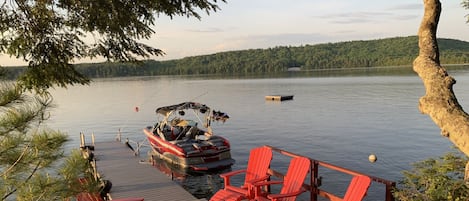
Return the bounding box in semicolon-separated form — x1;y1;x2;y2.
47;68;469;200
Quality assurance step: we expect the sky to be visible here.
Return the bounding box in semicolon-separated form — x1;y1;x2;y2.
1;0;468;66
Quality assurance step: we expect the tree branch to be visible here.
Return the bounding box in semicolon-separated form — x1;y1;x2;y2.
2;161;42;200
414;0;469;157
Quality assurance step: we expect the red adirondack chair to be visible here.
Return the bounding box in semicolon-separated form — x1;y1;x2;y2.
342;175;372;201
252;156;310;201
210;146;273;201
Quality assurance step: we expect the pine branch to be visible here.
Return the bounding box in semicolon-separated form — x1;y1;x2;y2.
2;161;42;200
0;144;30;177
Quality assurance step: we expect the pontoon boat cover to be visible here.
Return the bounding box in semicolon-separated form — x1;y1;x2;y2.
155;102;211;116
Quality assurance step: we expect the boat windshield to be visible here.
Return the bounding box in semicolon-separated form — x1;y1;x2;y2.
172;119;198;127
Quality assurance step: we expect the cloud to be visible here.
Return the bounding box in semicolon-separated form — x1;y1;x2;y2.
391;14;420;21
317;11;392;24
388;3;422;10
185;27;224;33
323;12;392;19
317;10;420;24
315;2;423;25
385;3;422;21
211;33;336;52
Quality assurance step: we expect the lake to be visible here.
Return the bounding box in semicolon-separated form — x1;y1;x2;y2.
47;67;469;200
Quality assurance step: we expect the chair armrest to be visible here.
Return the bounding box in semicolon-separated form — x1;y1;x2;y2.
243;175;271;198
248;178;281;193
220;169;246;178
252;180;283;187
220;169;246;187
267;188;307;200
251;180;284;198
245;174;270;184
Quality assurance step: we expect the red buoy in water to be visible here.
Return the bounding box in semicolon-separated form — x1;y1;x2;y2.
134;106;139;112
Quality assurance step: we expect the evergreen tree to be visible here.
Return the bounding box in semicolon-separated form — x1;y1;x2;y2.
0;84;99;200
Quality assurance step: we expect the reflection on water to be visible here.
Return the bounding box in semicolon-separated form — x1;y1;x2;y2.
150;156;230;199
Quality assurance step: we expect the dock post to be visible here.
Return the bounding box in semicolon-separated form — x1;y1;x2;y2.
91;133;95;146
80;132;85;148
385;183;396;201
311;160;319;201
92;159;98;181
116;128;121;142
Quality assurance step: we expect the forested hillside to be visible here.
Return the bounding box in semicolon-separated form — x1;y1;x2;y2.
165;36;469;74
4;36;469;78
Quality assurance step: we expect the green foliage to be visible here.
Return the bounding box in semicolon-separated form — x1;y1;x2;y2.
80;36;469;77
6;35;467;79
170;36;468;74
0;83;97;200
57;150;101;200
10;149;99;201
393;151;469;201
0;0;225;93
4;36;469;79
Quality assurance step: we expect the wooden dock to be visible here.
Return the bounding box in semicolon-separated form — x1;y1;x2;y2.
94;141;204;201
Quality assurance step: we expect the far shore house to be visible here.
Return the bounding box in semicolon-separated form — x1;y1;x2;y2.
287;67;301;71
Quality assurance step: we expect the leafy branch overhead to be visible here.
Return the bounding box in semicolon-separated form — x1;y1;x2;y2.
464;0;469;22
0;0;225;92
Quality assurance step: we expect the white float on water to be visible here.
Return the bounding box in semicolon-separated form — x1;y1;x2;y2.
368;154;377;163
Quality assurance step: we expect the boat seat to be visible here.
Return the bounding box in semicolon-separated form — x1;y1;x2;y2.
215;146;228;150
175;127;189;140
185;127;199;139
208;139;224;146
186;150;200;155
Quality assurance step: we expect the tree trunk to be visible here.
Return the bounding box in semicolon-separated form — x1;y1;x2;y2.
414;0;469;178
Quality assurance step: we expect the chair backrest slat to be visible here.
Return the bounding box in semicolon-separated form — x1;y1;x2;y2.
279;157;311;201
244;146;273;186
343;175;372;201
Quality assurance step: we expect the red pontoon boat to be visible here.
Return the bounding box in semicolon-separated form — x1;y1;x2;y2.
144;102;234;171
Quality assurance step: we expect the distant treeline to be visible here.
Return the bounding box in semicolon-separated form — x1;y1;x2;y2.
3;36;469;79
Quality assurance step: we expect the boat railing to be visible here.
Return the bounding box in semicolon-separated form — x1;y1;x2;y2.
264;145;396;201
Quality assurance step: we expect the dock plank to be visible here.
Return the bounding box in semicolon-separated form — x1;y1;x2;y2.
94;141;203;201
